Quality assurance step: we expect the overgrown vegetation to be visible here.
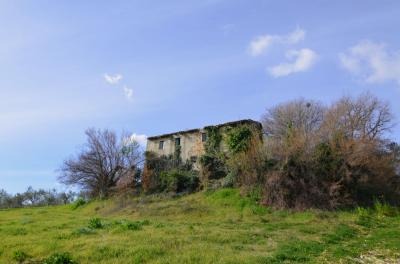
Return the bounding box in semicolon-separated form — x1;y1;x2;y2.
53;93;398;211
142;151;200;193
199;126;228;188
261;93;400;209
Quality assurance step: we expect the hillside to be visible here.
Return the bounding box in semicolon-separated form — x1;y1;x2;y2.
0;189;399;263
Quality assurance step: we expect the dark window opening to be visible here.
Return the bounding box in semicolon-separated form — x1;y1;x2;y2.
201;133;207;142
175;137;181;146
158;141;164;150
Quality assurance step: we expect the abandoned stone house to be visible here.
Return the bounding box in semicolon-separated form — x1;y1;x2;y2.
146;119;262;168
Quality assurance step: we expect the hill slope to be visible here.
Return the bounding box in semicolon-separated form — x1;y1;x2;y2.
0;188;399;263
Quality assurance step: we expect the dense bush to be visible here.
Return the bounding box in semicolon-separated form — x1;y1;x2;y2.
261;93;400;209
142;151;198;193
225;125;266;188
159;170;199;193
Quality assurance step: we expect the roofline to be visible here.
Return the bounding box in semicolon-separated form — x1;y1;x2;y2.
147;119;261;140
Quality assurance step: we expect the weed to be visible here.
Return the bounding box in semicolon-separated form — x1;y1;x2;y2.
88;217;103;229
10;228;27;236
323;224;357;244
154;223;165;228
42;252;78;264
356;207;377;227
117;219;150;231
71;198;86;210
373;200;399;218
91;246;125;261
13;250;29;263
266;240;324;263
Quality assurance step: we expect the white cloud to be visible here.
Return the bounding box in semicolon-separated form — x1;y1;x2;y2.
130;133;147;147
339;41;400;85
286;28;306;44
248;35;277;56
268;48;317;77
104;73;123;84
123;85;133;100
248;27;306;56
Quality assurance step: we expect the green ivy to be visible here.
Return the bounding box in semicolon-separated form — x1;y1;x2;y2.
204;126;222;154
225;125;252;154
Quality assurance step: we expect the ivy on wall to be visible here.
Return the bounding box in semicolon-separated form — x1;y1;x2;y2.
225;125;253;154
204;126;222;154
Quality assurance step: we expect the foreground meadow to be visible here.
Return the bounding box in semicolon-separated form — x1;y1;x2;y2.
0;188;399;263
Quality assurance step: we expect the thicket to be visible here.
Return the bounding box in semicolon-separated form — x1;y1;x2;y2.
260;93;400;209
197;93;400;210
142;149;200;194
199;123;266;191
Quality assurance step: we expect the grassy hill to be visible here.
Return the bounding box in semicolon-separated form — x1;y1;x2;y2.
0;188;399;263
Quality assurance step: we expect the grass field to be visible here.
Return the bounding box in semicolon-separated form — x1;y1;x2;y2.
0;188;399;263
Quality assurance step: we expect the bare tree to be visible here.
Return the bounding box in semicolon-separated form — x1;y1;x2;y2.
58;128;142;198
322;92;393;140
261;98;325;138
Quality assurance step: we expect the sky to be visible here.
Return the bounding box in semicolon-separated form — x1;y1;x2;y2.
1;0;400;193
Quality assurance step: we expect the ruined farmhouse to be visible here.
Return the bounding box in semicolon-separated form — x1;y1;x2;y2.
146;119;262;168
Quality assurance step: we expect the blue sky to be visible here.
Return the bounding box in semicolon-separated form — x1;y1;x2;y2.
1;1;400;193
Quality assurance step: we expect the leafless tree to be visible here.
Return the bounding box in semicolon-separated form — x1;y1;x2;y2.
58;128;142;198
322;92;393;140
261;98;325;139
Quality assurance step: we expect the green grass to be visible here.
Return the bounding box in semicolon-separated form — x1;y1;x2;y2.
0;188;399;263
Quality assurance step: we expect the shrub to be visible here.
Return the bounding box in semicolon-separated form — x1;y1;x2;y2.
42;252;78;264
261;93;400;209
220;172;236;188
13;250;29;263
356;207;377;227
88;218;103;229
373;200;399;218
226;126;266;189
159;170;199;193
124;221;143;231
356;201;399;228
143;151;197;193
71;198;86;210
